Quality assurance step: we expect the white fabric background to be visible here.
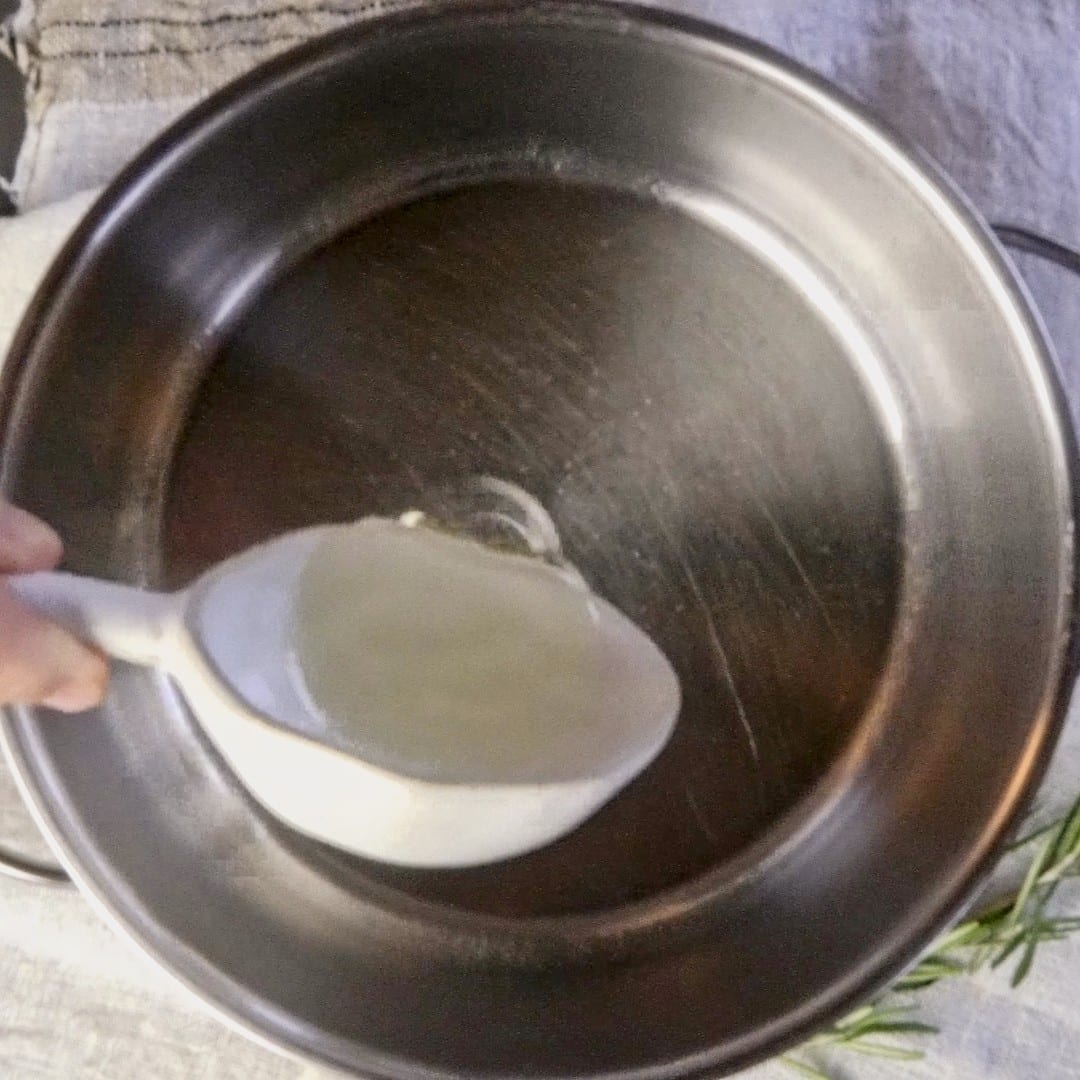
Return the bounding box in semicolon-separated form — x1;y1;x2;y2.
1;2;1080;1078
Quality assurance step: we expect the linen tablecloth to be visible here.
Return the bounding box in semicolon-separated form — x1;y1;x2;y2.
2;2;1080;1077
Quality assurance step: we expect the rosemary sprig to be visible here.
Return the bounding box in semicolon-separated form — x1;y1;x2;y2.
778;1003;937;1078
782;790;1080;1078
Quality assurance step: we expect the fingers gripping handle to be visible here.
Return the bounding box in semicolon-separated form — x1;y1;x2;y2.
0;573;179;887
9;572;179;667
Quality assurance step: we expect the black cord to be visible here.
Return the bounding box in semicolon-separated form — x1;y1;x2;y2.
0;843;71;886
992;225;1080;277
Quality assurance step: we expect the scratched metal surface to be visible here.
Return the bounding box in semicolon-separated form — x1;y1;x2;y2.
163;180;899;915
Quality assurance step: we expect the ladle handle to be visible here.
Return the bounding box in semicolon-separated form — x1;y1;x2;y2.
8;571;178;666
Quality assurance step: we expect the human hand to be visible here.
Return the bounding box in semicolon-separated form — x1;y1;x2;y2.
0;501;109;712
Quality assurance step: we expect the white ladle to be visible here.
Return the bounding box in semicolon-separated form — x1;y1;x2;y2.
7;486;681;868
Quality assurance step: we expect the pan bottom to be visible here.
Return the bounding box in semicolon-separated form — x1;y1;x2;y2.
164;178;903;917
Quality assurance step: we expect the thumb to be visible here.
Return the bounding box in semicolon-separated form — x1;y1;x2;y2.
0;585;109;712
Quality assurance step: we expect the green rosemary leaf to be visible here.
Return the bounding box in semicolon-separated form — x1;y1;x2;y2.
834;1004;875;1027
845;1042;926;1061
892;976;942;993
839;1004;920;1031
930;919;989;952
859;1021;939;1036
1008;834;1055;926
893;965;962;992
991;928;1030;969
1011;932;1041;987
1049;798;1080;865
779;1054;832;1079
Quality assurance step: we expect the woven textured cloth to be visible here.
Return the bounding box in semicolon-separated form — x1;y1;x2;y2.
1;0;430;207
1;2;1080;1078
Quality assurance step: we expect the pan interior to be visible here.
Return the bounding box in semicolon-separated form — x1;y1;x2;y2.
163;178;903;917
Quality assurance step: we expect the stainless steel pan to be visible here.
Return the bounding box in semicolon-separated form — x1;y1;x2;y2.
1;3;1076;1077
